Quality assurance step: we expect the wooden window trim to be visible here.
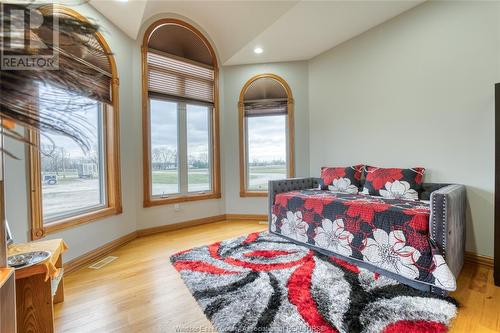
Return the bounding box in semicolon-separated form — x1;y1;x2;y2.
142;18;221;207
29;5;122;240
238;73;295;197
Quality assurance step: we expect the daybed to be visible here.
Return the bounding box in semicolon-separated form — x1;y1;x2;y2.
269;177;466;295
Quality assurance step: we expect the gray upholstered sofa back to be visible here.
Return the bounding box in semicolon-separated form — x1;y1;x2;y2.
420;182;451;200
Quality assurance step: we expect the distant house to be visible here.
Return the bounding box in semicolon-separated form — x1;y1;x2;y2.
78;163;98;179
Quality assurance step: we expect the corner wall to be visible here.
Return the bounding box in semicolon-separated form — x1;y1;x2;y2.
308;1;500;256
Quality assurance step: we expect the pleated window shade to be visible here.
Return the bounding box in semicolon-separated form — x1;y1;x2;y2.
147;50;215;104
244;100;288;117
32;9;113;104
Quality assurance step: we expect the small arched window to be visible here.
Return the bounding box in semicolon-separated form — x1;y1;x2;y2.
142;19;220;206
239;74;295;196
29;5;122;239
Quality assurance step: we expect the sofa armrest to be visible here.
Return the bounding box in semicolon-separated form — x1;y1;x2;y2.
429;184;466;278
268;178;322;222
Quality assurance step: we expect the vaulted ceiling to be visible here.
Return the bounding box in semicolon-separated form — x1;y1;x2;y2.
90;0;423;66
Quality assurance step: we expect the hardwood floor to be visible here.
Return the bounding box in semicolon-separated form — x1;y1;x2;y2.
54;220;500;333
450;263;500;332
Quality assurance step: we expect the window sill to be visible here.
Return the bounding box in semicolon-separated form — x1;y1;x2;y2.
144;192;221;207
39;206;123;238
240;191;268;197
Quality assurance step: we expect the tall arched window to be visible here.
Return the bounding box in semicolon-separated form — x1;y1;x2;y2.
29;5;122;239
239;74;295;196
142;19;220;207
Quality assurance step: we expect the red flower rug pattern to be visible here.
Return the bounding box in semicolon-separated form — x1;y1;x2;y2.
170;231;457;333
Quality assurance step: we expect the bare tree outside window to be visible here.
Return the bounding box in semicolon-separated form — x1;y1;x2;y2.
39;84;106;221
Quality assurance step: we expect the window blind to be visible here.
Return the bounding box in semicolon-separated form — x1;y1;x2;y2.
147;50;215;104
244;100;287;117
30;8;113;104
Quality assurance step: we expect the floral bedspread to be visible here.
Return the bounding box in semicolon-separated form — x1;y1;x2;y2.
271;190;456;291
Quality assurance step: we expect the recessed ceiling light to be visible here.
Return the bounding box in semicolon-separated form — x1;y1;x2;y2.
254;47;263;54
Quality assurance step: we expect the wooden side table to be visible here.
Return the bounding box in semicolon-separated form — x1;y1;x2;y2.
8;239;68;333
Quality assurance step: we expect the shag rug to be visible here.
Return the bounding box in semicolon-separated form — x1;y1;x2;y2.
170;231;457;333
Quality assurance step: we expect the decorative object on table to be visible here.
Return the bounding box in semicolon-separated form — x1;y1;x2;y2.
7;251;51;269
170;231;458;333
8;238;67;280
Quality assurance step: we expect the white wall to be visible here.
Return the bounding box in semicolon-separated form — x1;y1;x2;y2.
222;62;310;214
309;1;499;257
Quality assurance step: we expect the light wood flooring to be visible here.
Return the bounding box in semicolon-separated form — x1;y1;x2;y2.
54;220;500;333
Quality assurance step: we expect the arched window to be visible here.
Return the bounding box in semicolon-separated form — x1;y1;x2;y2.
29;5;122;239
142;19;220;206
239;74;295;196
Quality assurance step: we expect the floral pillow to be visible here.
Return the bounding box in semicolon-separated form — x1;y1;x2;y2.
362;166;425;200
320;165;363;194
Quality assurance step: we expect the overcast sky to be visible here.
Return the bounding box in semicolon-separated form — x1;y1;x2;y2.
39;84;99;159
150;99;178;151
247;115;286;162
150;100;210;160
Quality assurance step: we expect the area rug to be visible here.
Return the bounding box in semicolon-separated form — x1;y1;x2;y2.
170;231;457;333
